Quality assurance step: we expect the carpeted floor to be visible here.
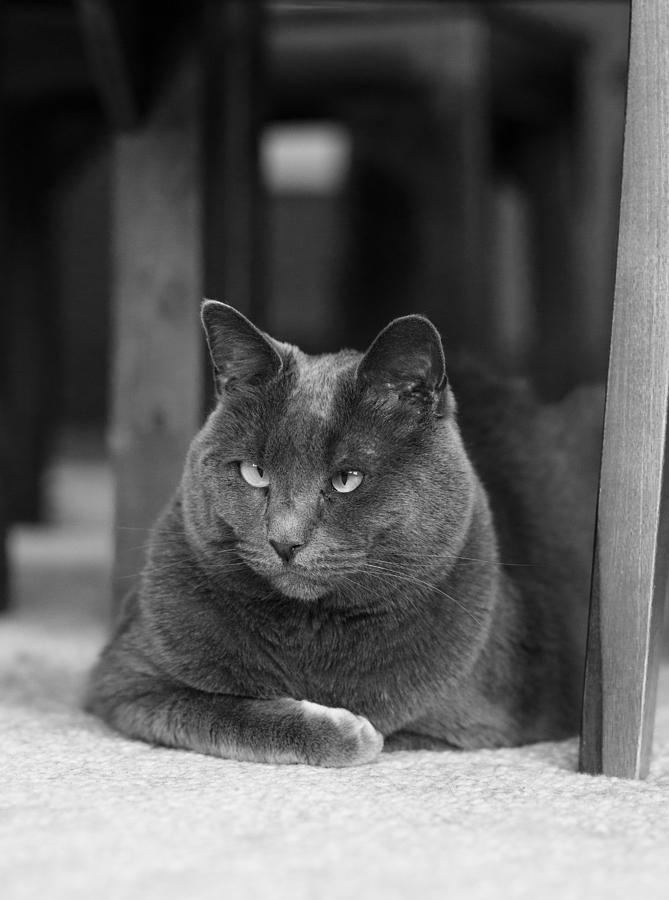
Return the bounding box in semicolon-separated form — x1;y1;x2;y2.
2;453;669;899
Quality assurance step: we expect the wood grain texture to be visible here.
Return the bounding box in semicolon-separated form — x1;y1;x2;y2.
580;0;669;778
110;54;202;613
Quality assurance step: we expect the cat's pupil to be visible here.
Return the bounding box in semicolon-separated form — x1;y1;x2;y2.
256;466;264;478
341;472;348;485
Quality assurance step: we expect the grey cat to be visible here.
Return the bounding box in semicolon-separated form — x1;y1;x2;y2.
85;301;602;765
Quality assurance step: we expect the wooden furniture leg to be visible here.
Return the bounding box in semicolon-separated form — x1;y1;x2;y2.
110;3;265;615
580;0;669;779
110;54;203;615
204;0;265;316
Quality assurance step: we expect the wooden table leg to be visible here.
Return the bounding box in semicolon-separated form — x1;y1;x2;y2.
110;3;266;618
110;54;203;616
579;0;669;779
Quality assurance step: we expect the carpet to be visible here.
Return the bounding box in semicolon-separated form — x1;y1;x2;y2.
2;456;669;899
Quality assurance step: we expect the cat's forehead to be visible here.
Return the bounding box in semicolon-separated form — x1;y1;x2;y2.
285;347;358;420
259;346;362;469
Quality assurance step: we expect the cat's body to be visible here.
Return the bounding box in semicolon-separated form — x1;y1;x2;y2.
86;303;602;765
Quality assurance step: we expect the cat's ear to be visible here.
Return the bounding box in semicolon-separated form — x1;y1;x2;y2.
357;315;451;416
201;300;283;392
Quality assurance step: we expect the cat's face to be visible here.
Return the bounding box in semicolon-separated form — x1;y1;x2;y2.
182;303;475;604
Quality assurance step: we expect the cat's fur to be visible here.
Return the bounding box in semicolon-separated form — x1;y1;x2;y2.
86;302;602;766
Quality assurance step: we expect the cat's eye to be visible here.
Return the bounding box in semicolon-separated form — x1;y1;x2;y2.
331;470;364;493
239;461;270;488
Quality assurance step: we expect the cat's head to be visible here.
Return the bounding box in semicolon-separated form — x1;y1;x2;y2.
181;301;475;604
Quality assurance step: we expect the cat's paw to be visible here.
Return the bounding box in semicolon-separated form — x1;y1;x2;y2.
298;700;384;767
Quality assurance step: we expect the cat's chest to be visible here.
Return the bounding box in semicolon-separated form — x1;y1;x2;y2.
254;609;356;684
246;608;429;729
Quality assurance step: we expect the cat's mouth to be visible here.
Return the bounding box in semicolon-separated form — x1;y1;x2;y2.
271;568;329;601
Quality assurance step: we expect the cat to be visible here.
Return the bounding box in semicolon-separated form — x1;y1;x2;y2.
85;301;603;766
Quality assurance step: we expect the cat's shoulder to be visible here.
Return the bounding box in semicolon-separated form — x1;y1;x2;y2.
447;357;604;522
448;356;603;452
447;357;539;447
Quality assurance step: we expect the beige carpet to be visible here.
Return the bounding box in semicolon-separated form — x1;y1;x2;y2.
2;455;669;900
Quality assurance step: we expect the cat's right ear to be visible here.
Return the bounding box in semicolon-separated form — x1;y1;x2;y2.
201;300;283;393
357;314;452;417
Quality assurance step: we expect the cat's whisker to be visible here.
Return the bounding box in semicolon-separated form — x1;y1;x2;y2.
415;553;535;568
335;566;436;619
116;526;187;537
127;540;189;553
358;562;485;628
370;548;535;568
362;555;530;587
151;546;241;556
357;572;428;620
115;526;155;532
336;573;398;611
363;558;451;582
126;559;247;580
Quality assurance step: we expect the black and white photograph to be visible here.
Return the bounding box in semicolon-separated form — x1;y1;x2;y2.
2;1;668;897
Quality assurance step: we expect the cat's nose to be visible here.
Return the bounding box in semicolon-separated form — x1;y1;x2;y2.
269;539;302;563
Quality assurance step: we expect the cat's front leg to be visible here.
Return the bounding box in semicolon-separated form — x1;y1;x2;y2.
85;672;383;767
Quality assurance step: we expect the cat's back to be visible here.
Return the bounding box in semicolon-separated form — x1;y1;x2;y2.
443;363;603;735
449;361;603;580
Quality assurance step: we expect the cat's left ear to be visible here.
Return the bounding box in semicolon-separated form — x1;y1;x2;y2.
357;315;451;417
201;300;283;393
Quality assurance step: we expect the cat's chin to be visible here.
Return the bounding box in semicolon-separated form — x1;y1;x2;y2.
271;571;329;601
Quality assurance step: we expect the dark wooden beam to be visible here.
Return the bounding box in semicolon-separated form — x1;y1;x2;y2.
0;0;7;611
203;0;266;323
110;3;267;608
2;104;60;526
110;52;203;612
76;0;141;129
3;3;91;99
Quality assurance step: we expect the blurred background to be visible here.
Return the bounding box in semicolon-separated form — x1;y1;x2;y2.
0;0;631;621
